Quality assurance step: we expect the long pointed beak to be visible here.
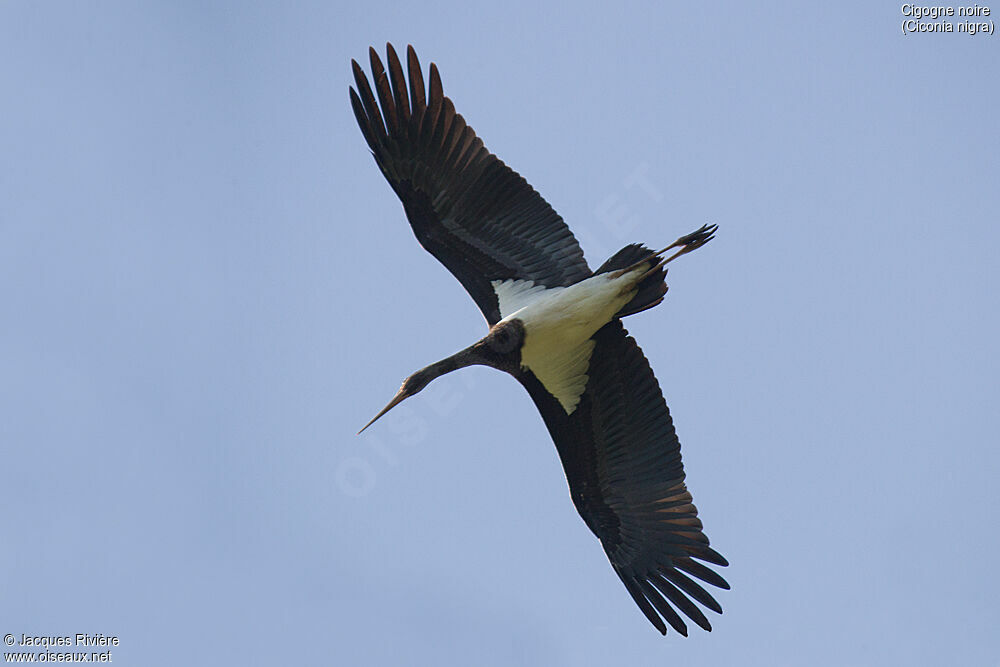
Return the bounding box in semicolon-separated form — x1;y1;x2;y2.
357;387;408;435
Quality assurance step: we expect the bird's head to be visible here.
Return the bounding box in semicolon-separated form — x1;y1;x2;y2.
357;368;433;435
357;320;525;435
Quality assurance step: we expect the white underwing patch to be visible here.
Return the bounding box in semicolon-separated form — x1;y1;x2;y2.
491;279;565;320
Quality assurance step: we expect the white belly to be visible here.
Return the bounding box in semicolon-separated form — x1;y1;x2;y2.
492;270;644;413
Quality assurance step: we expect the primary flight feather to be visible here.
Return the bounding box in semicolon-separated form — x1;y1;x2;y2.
351;43;727;636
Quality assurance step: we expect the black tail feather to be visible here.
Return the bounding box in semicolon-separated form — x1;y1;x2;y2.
595;244;668;318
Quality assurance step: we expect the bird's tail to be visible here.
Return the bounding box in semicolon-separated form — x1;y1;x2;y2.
594;244;668;318
596;225;717;318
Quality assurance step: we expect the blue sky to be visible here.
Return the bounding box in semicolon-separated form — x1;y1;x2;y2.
2;2;997;665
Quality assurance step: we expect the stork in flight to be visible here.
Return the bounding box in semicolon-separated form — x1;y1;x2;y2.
350;44;728;636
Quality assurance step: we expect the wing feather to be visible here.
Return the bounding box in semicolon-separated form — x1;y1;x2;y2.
518;321;728;635
350;44;591;324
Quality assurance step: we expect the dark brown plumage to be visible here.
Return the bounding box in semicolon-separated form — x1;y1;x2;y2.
351;44;727;635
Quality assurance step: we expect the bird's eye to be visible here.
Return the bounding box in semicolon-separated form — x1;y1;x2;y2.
490;327;516;353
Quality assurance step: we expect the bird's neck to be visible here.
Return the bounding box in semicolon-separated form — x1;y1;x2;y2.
423;345;485;377
423;332;522;381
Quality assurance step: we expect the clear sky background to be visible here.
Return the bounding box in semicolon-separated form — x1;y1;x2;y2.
2;2;997;665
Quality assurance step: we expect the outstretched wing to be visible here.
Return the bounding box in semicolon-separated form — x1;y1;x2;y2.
350;44;591;325
518;321;729;635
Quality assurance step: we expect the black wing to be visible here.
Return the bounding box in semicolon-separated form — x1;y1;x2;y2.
350;44;591;325
518;321;729;635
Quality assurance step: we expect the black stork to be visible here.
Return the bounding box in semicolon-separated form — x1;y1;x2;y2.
350;44;728;636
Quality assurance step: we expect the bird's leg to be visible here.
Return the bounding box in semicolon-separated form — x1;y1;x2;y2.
610;224;718;280
657;223;718;266
635;224;718;282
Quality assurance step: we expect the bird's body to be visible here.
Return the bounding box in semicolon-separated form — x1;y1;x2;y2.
350;44;728;636
499;266;654;413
